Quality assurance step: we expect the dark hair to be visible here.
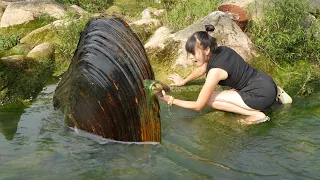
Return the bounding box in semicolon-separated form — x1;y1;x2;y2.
185;24;217;55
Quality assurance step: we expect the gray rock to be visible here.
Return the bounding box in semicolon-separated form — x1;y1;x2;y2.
69;4;87;15
0;1;67;27
141;7;165;19
129;18;162;43
145;26;172;49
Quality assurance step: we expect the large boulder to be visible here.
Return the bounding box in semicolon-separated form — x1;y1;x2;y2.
146;11;257;68
0;1;67;27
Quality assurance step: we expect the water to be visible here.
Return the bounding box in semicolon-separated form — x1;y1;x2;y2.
0;83;319;179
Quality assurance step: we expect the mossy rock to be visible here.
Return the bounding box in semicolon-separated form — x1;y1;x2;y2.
0;54;54;105
0;14;57;50
105;5;123;15
1;43;31;58
20;24;59;48
146;39;198;89
27;42;55;61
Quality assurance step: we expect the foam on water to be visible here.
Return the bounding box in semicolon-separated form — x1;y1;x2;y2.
69;127;159;145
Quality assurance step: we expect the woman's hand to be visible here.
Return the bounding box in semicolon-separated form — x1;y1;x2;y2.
168;73;185;86
157;90;171;103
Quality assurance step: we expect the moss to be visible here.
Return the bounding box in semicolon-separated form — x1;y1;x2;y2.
0;14;57;59
0;56;54;105
20;26;59;48
147;39;180;82
0;14;56;50
0;99;30;111
114;0;163;19
105;5;123;15
52;59;69;77
0;44;31;58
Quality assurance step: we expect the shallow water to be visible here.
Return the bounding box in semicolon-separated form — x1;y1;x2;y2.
0;83;319;180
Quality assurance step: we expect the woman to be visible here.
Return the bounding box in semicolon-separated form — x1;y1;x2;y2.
158;25;277;124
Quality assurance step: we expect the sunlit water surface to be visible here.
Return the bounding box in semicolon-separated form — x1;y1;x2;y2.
0;83;319;179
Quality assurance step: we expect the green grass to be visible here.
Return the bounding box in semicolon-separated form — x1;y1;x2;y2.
55;0;113;13
52;12;90;76
248;0;320;64
162;0;222;32
250;54;320;96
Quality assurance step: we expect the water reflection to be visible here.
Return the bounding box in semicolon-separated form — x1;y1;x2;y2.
0;112;23;141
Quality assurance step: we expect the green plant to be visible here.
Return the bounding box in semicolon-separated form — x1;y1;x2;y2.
56;0;113;13
0;33;19;51
113;0;163;19
249;0;320;64
163;0;222;31
53;12;90;76
251;54;320;96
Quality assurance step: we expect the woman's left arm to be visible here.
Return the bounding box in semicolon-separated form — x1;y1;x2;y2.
160;68;227;111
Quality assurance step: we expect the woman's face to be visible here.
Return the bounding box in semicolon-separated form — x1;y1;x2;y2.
189;47;210;67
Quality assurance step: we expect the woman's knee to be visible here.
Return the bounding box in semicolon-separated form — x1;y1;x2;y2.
208;91;223;103
208;101;226;111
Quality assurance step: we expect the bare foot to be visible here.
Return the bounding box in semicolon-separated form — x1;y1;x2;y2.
238;112;270;125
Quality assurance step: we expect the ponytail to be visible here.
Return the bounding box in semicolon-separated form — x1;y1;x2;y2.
205;24;215;32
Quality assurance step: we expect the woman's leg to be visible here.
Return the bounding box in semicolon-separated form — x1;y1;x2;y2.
207;90;268;124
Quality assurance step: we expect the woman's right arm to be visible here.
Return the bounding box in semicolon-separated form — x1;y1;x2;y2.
168;62;207;86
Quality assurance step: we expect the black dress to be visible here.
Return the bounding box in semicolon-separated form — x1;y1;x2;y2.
206;46;277;111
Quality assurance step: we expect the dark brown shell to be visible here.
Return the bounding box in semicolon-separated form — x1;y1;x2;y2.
53;17;160;142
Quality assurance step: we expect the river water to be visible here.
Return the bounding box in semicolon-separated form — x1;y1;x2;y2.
0;82;319;179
